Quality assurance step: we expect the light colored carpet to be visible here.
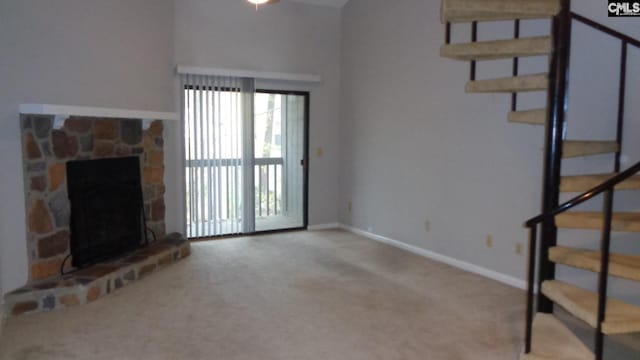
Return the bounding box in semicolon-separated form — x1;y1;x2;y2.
0;229;527;360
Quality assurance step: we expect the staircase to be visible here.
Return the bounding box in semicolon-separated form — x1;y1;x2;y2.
440;0;640;359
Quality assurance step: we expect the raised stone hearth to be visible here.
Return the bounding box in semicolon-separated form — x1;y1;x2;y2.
4;233;190;317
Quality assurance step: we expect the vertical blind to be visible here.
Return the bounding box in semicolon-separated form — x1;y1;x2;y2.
284;95;305;223
180;74;255;238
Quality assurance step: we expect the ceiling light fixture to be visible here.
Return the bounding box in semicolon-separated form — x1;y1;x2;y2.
247;0;280;10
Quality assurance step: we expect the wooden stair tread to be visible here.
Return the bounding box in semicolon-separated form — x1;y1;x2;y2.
443;0;561;23
550;246;640;281
542;280;640;335
561;173;640;192
441;36;552;61
563;140;619;158
466;73;548;93
556;212;640;232
509;108;547;125
521;313;594;360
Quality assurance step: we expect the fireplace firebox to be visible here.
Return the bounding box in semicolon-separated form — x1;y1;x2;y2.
66;156;147;269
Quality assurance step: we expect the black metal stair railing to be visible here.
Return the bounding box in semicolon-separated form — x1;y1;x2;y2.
443;5;572;317
524;161;640;358
569;12;640;175
526;10;640;360
539;0;572;315
444;3;640;359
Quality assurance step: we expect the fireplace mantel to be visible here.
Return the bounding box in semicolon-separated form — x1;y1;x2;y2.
19;104;178;121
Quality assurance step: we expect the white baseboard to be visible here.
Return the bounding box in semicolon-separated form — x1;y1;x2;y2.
307;223;341;231
339;224;527;290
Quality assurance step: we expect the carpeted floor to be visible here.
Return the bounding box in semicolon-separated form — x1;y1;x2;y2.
0;230;527;360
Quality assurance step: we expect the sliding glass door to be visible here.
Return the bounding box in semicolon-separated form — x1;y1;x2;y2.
254;91;307;232
183;76;307;238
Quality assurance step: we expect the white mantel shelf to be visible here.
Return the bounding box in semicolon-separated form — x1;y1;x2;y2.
19;104;178;121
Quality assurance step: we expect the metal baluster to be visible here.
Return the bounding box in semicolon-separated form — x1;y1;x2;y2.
274;163;278;215
512;19;521;112
445;22;451;44
470;21;477;81
615;41;627;173
539;0;572;313
525;225;537;354
259;165;263;217
595;189;615;359
266;164;270;216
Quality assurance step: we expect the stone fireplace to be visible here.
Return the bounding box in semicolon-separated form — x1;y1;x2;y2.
3;112;190;317
21;115;166;281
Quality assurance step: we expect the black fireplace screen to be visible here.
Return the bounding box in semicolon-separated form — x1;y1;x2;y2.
66;156;147;269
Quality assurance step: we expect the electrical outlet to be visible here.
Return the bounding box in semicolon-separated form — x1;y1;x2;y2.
348;201;352;213
424;220;430;232
516;243;524;256
486;235;494;248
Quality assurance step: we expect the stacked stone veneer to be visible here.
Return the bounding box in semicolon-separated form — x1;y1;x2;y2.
20;115;166;281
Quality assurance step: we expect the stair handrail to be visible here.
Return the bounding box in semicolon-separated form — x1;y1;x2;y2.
443;5;640;357
571;12;640;49
523;160;640;357
526;11;640;359
569;11;640;175
525;160;640;226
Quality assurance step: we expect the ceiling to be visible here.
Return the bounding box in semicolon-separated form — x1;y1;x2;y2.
289;0;349;8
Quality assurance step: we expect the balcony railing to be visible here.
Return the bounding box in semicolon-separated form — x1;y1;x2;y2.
255;157;283;218
185;157;284;237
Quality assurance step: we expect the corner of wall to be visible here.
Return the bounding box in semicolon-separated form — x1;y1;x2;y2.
338;224;527;290
0;300;6;337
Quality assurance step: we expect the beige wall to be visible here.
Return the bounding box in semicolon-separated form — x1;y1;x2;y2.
339;0;640;301
2;0;636;305
173;0;342;230
0;0;175;297
0;0;342;298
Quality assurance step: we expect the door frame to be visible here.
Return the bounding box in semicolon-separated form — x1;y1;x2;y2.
251;89;310;235
187;88;310;240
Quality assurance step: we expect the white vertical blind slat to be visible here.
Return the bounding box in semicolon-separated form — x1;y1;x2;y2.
204;75;212;238
217;78;224;233
183;74;252;237
231;77;239;234
188;74;197;238
236;78;242;234
179;75;187;236
231;78;235;232
198;75;205;237
214;77;221;234
241;80;255;233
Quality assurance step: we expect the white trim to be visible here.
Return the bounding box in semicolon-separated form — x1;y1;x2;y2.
307;223;340;231
339;224;527;290
19;104;178;121
177;66;322;84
